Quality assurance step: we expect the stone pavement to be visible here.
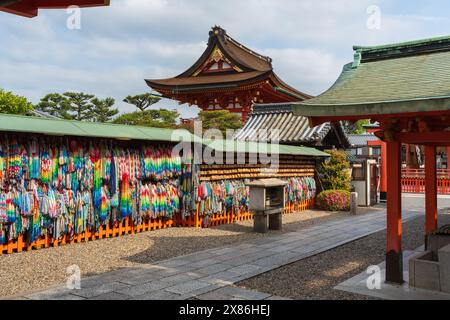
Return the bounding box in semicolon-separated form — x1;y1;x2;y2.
13;204;426;300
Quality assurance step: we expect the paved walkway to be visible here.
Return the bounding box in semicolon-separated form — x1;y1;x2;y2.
15;207;424;300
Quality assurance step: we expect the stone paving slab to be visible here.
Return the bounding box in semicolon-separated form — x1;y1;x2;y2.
10;205;427;300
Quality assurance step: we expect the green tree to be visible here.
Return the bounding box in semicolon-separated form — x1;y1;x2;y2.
114;109;179;128
123;93;161;112
35;93;72;119
198;110;242;134
343;120;371;134
318;150;352;191
89;97;119;122
0;89;33;115
63;92;95;121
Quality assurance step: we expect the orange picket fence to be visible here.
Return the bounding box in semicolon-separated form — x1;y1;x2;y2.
283;199;315;214
401;177;450;194
0;216;175;256
0;199;316;255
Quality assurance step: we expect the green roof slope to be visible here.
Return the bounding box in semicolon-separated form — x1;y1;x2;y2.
293;35;450;118
0;113;328;157
0;113;190;142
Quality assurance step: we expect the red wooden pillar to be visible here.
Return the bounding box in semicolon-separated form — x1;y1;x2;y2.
425;146;438;249
386;140;404;284
380;141;388;202
447;147;450;169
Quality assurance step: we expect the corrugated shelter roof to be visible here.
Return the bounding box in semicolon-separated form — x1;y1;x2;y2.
0;113;328;157
0;113;190;143
292;35;450;119
234;103;343;145
200;138;330;157
347;134;380;147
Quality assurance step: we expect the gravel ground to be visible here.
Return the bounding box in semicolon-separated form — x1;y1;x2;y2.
238;214;450;300
0;209;368;298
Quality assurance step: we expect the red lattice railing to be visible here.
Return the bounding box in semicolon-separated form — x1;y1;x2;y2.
402;169;450;194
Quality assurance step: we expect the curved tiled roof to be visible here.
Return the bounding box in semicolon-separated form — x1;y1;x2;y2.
234;104;336;144
146;26;310;100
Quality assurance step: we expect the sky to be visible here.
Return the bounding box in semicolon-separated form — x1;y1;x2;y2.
1;0;450;119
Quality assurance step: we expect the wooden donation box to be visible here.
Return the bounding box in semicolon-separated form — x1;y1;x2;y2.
247;179;287;233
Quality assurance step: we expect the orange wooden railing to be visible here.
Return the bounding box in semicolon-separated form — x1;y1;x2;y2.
0;216;177;256
0;199;316;255
402;169;450;194
283;199;315;214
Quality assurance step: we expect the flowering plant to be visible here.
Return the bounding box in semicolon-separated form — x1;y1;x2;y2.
316;190;351;212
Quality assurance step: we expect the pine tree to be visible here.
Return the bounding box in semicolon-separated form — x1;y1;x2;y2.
123;93;161;112
35;93;72;119
63;92;95;121
89;97;119;122
113;109;179;128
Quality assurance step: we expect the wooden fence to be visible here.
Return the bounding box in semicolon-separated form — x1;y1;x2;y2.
402;169;450;194
0;199;315;255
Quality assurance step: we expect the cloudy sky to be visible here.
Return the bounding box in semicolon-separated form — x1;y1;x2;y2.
1;0;450;118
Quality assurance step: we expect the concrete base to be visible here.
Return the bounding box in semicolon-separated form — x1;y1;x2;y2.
428;234;450;256
253;210;283;234
335;249;450;300
269;213;282;231
409;251;441;291
440;245;450;293
253;214;269;233
409;244;450;294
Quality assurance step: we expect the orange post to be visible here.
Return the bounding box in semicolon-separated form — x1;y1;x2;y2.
425;146;438;248
386;140;404;284
380;141;388;201
195;203;200;228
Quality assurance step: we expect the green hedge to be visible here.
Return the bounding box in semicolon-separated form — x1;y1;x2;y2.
316;190;351;212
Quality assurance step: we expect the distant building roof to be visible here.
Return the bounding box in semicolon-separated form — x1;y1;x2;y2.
347;134;380;147
146;26;309;100
234;103;350;148
29;110;60;119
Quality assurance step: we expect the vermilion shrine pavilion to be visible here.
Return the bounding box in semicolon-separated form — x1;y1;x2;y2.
293;35;450;284
146;26;310;121
0;0;109;17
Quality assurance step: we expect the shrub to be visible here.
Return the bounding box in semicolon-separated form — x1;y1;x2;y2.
318;150;351;192
316;190;351;212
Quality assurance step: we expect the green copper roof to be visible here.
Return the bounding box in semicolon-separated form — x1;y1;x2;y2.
0;113;191;142
354;34;450;54
0;113;328;157
293;35;450;118
200;138;329;157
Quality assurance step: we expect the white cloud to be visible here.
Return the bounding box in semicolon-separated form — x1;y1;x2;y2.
1;0;450;120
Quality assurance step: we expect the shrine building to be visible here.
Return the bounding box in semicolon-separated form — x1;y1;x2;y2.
146;26;310;122
293;35;450;285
